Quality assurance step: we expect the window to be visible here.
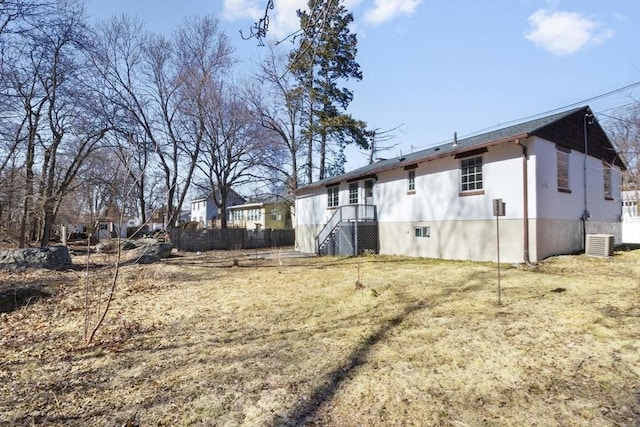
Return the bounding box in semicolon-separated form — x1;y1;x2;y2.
557;148;570;191
270;210;283;221
460;156;483;192
327;185;339;208
349;183;358;204
230;210;243;222
408;170;415;192
414;226;430;238
603;165;612;199
247;208;261;221
364;179;373;204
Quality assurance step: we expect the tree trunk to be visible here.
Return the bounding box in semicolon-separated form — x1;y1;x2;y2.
319;130;327;180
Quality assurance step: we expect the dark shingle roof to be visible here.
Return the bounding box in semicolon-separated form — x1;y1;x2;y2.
296;105;625;193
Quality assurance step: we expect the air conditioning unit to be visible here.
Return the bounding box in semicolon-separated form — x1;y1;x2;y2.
585;234;614;258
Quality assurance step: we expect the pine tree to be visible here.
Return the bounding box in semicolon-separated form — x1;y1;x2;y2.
289;0;369;182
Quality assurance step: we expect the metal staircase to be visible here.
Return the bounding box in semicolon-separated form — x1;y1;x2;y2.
316;205;377;255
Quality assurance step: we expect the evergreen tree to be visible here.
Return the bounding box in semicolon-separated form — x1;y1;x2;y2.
289;0;369;182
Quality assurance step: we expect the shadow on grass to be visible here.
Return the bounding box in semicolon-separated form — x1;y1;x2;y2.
269;299;428;426
163;253;473;272
0;277;63;313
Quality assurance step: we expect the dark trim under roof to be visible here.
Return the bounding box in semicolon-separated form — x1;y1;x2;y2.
295;105;627;194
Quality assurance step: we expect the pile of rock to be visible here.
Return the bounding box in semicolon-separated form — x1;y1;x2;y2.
131;242;173;264
0;246;73;272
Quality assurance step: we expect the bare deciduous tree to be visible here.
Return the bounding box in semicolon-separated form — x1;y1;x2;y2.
92;14;235;229
251;48;304;193
1;1;110;246
197;85;271;228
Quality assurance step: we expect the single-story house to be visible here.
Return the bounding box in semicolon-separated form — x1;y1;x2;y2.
294;106;626;263
227;197;293;230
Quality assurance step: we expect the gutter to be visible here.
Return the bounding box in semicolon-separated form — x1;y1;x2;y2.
295;133;531;195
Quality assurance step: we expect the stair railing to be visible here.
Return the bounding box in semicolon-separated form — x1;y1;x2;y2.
315;204;376;253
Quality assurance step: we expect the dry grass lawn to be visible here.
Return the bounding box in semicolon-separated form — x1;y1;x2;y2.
1;247;639;426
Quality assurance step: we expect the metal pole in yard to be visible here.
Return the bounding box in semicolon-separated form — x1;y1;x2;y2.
493;198;505;305
496;213;501;305
354;206;359;256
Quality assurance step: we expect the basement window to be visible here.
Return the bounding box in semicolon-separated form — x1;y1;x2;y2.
414;226;430;238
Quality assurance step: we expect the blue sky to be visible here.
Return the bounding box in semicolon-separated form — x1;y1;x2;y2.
85;0;640;170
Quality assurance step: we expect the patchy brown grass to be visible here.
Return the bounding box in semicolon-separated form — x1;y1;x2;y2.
0;249;639;426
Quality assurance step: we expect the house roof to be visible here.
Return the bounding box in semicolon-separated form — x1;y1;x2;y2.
295;105;626;193
229;199;292;210
190;188;246;205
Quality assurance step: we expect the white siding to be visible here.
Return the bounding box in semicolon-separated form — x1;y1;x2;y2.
295;136;622;262
190;199;219;225
533;137;621;222
374;142;527;223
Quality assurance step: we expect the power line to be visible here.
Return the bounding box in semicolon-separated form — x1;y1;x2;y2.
408;80;640;151
464;80;640;138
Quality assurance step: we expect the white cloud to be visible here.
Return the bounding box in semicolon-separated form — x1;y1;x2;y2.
524;9;613;56
614;13;627;21
363;0;421;25
222;0;263;22
223;0;422;40
222;0;305;40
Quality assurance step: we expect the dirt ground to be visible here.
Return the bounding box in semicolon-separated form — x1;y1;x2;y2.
0;248;639;426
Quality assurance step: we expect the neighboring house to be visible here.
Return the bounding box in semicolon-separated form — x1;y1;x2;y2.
621;190;640;244
190;189;246;228
227;197;293;230
622;190;639;218
295;106;626;263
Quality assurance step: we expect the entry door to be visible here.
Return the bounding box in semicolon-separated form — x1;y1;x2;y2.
364;179;374;205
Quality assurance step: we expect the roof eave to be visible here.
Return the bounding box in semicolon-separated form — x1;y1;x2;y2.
295;133;532;194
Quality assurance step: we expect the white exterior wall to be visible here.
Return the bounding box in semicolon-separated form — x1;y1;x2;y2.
532;137;622;258
295;137;623;262
190;199;218;225
373;142;529;262
296;142;531;261
295;193;329;252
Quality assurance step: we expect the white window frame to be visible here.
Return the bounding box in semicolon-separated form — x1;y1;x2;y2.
349;182;358;204
414;226;430;238
327;186;339;208
408;170;415;192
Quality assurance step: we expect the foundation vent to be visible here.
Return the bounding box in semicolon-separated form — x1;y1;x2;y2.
585;234;614;258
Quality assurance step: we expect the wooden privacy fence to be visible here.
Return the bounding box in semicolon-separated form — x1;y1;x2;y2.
168;228;295;252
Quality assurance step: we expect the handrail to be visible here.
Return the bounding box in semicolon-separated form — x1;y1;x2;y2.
316;204;376;253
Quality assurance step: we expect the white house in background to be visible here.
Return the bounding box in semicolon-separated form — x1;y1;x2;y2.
294;106;626;263
622;190;639;218
190;189;245;227
621;190;640;244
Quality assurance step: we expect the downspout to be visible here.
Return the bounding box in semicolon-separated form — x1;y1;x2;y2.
581;113;592;251
517;140;534;266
